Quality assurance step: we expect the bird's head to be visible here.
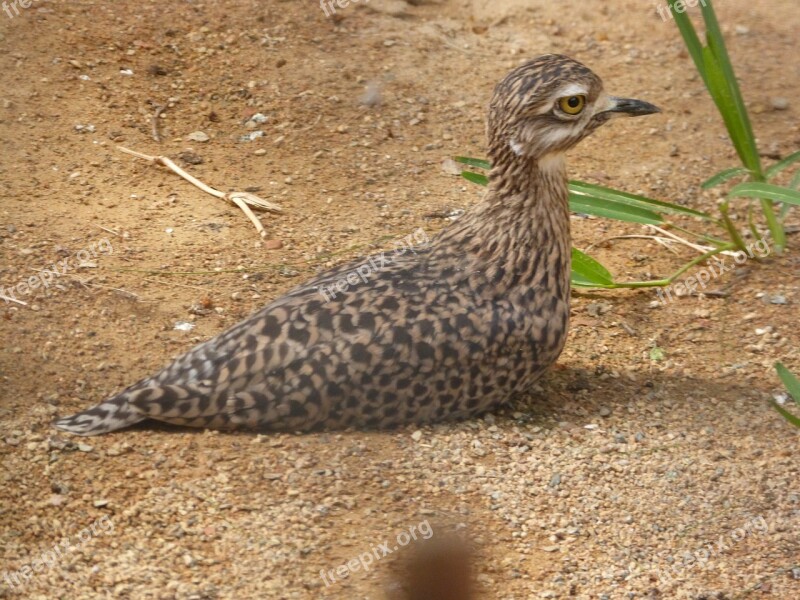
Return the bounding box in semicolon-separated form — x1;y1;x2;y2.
487;54;660;165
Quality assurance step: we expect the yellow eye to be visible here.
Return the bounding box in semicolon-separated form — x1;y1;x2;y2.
558;95;586;115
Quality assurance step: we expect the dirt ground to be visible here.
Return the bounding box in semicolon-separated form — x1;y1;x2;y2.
0;0;798;598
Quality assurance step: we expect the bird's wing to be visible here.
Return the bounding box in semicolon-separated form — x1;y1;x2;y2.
127;261;504;430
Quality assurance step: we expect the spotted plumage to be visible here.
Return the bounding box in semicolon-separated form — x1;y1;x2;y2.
54;55;659;436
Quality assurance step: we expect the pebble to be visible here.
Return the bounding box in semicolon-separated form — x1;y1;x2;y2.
187;131;210;142
599;407;611;417
240;131;265;142
587;302;612;317
770;97;789;111
263;239;283;250
360;81;382;107
410;430;423;442
254;148;267;156
247;113;269;125
441;158;463;175
178;151;204;165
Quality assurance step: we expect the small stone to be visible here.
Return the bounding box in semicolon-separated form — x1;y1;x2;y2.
635;432;646;442
187;131;210;142
599;407;612;418
359;82;382;107
541;545;560;553
263;239;283;250
587;302;612;317
411;430;423;442
548;473;561;488
240;131;265;142
147;64;168;76
77;443;94;452
770;97;789;111
441;158;463;176
247;113;269;125
93;499;109;508
178;151;203;165
254;148;267;156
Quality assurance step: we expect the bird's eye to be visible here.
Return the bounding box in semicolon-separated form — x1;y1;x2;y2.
558;95;586;116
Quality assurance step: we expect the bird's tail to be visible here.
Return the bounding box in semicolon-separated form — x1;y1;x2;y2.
53;391;147;436
53;381;218;436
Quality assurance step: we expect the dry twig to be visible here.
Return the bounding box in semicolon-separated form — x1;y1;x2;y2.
117;145;282;238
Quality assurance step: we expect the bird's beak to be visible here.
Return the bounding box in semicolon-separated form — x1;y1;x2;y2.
601;96;661;117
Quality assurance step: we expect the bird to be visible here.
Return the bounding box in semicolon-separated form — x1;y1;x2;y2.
53;54;659;436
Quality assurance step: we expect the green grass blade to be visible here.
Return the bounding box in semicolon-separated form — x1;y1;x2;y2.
775;363;800;406
766;150;800;180
668;1;708;83
454;156;492;170
771;402;800;428
700;0;763;177
569;195;662;225
569;181;713;220
790;170;800;190
461;171;489;186
571;248;614;287
701;167;751;189
702;46;758;176
729;182;800;206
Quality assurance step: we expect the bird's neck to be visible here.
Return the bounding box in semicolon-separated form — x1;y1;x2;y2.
435;151;572;296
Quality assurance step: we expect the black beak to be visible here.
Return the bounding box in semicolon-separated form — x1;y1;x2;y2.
604;96;661;116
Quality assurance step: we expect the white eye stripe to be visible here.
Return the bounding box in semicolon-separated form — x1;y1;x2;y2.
556;83;589;98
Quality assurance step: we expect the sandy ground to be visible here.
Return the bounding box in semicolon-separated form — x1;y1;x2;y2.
0;0;798;598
